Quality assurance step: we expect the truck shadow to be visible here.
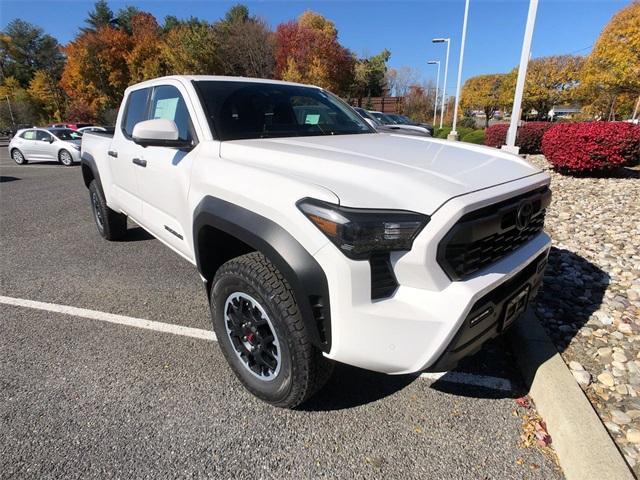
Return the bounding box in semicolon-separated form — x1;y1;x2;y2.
301;246;609;411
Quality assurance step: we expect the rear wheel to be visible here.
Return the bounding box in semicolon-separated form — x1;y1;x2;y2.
211;252;333;408
88;180;127;240
11;149;26;165
58;149;73;166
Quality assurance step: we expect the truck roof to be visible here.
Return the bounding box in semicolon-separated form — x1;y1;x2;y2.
126;75;322;92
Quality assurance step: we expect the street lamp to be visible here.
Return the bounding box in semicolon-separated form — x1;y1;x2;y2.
432;37;450;129
449;0;470;141
427;60;440;125
503;0;539;153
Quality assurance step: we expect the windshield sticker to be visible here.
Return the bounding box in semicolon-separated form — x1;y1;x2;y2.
305;114;320;125
153;98;179;120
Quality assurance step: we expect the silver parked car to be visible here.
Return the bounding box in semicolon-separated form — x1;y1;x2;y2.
8;128;82;166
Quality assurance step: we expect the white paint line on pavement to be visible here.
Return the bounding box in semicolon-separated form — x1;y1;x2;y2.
1;295;513;391
420;371;512;391
0;295;216;342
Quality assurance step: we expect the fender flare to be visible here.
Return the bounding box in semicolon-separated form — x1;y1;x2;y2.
80;152;102;190
193;196;332;352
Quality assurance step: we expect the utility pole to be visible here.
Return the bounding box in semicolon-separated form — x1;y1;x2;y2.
5;95;15;129
502;0;539;153
428;60;440;124
432;38;450;129
449;0;471;141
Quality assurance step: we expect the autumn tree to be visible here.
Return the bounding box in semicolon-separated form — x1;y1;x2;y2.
27;70;65;122
61;26;132;118
0;19;65;87
160;19;219;75
126;13;166;82
352;49;391;100
499;55;583;119
387;66;420;97
275;11;354;94
216;5;275;78
460;74;505;127
580;1;640;119
115;6;142;33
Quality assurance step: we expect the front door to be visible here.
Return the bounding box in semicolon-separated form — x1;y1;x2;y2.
133;83;199;260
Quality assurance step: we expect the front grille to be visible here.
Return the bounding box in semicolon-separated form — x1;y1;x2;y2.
437;186;550;280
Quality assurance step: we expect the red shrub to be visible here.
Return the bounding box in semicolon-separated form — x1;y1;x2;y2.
517;122;553;154
484;124;508;148
541;122;640;172
484;122;552;154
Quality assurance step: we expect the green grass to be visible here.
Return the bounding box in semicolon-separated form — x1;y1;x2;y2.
460;129;486;145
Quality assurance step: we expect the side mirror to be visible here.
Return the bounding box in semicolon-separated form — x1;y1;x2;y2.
364;118;378;130
132;118;192;148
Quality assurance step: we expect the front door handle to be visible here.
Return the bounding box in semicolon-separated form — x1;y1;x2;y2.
108;150;118;158
132;158;147;167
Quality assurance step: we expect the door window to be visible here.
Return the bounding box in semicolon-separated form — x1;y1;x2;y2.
149;85;194;142
36;131;53;142
21;130;36;140
122;88;150;138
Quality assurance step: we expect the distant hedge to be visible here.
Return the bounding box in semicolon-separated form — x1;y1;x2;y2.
484;122;552;154
461;129;486;144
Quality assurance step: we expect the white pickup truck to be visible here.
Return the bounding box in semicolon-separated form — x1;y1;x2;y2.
81;75;551;408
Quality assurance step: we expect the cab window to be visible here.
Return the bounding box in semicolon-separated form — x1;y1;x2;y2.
122;88;150;138
149;85;194;142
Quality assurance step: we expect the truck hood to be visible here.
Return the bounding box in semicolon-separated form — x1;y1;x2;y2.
220;133;543;214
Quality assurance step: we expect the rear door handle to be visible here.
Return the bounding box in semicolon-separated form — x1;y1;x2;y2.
108;150;118;158
132;158;147;167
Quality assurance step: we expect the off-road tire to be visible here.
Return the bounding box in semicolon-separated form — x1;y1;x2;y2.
211;252;333;408
88;179;127;240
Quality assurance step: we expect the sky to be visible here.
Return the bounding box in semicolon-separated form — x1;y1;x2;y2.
0;0;631;97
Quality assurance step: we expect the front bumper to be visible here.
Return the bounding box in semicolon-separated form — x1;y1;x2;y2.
317;231;551;374
425;248;548;372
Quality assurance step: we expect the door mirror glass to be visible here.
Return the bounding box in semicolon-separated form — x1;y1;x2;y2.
132;119;191;148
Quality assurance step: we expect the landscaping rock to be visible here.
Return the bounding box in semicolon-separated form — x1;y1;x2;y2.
526;154;640;475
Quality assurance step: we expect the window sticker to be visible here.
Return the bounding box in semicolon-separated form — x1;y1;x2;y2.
305;114;320;125
153;97;179;120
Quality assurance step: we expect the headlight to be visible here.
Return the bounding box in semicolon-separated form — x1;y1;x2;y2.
297;198;429;260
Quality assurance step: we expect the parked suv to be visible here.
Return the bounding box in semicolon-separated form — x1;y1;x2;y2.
81;76;551;408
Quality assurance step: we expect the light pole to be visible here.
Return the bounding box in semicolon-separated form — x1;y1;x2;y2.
427;60;440;124
5;95;15;129
449;0;470;141
502;0;539;153
432;37;450;129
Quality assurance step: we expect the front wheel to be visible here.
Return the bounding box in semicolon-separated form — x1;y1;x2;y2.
211;252;333;408
88;180;127;240
58;149;74;166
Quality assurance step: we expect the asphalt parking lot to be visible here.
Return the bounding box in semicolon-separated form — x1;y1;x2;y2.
0;147;562;479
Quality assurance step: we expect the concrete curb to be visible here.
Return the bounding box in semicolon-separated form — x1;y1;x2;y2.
510;310;634;480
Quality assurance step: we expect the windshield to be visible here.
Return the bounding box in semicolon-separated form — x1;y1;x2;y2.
195;81;374;140
369;111;396;124
49;129;82;140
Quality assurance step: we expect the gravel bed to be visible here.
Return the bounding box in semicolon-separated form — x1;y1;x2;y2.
526;155;640;474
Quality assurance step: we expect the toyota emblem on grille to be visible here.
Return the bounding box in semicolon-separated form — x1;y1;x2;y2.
516;202;533;230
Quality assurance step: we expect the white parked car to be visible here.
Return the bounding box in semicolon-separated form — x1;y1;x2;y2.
78;126;107;134
8;127;82;166
81;75;551;408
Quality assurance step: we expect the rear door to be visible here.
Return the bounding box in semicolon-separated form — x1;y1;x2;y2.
16;130;40;159
110;87;150;221
133;83;199;260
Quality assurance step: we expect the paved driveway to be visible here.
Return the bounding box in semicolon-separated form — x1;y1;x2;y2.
0;148;562;479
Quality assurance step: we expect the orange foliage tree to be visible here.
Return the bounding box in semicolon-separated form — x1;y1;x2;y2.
275;11;354;94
